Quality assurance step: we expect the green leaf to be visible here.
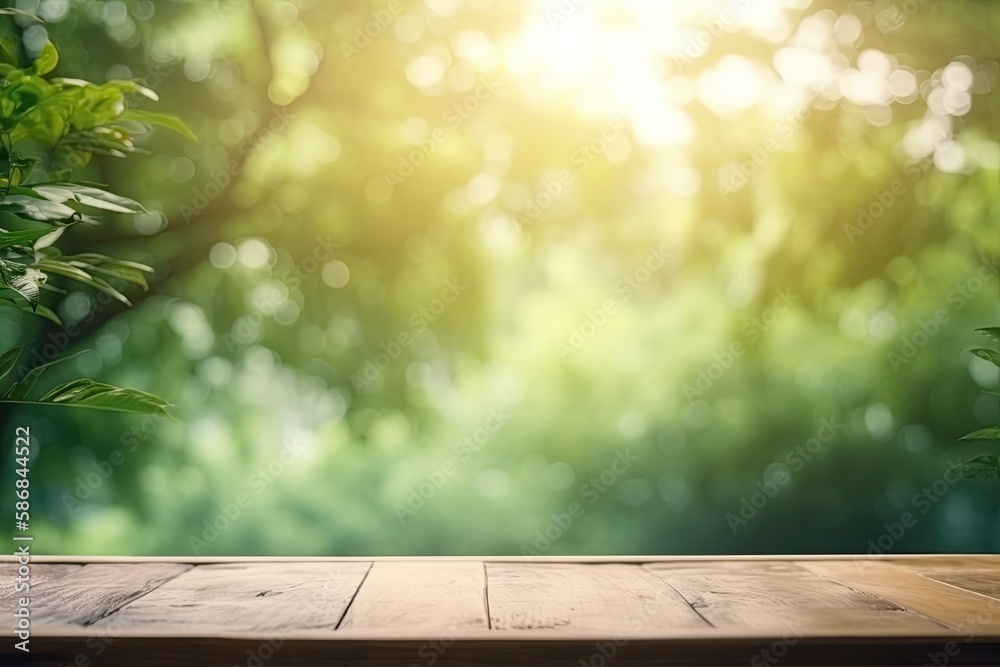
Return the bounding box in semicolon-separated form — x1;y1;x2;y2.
32;302;60;325
0;194;78;222
5;267;43;309
37;378;172;417
120;109;197;140
106;79;159;101
949;456;1000;481
0;343;29;384
36;259;131;305
68;253;154;273
76;262;148;290
0;39;18;66
0;226;55;249
51;77;90;88
33;183;146;214
971;348;1000;368
2;350;89;400
33;225;65;250
30;42;58;76
64;253;153;289
0;288;34;312
960;427;1000;441
976;328;1000;345
0;8;43;22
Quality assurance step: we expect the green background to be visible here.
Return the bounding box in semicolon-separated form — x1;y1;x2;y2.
1;0;998;555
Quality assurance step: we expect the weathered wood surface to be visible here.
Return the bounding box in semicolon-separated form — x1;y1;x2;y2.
0;563;189;632
92;562;372;634
0;563;79;602
3;557;1000;666
339;561;488;632
487;563;709;631
897;558;1000;601
800;561;1000;633
645;561;944;632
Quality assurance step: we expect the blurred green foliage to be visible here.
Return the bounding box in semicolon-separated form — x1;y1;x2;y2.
0;0;998;555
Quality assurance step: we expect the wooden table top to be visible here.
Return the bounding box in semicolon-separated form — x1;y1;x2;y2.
3;555;1000;666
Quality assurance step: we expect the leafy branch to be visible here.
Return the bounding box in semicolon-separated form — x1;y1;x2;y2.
0;15;191;417
951;327;1000;481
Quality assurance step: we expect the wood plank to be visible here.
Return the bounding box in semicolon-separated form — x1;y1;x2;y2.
89;562;371;634
0;564;80;602
339;561;488;632
646;561;944;633
924;573;1000;602
0;563;189;632
800;561;1000;633
895;559;1000;601
487;563;709;632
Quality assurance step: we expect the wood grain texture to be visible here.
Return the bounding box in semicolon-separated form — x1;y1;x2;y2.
487;563;709;631
0;563;189;633
917;573;1000;602
645;561;944;632
90;562;371;634
0;563;79;602
5;556;1000;666
800;561;1000;633
895;559;1000;601
339;561;488;632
